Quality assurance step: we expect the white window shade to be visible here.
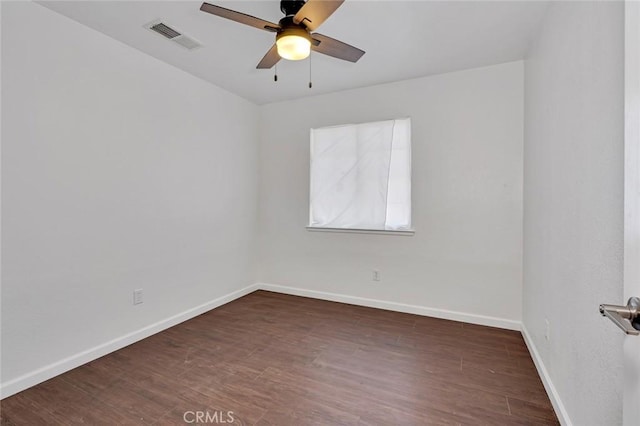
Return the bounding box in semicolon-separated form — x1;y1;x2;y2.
309;118;412;231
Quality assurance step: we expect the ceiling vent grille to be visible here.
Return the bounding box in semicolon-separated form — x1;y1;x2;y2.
146;21;203;51
150;22;181;39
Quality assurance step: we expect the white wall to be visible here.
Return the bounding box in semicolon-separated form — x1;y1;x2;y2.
257;61;524;326
523;2;625;425
1;2;259;394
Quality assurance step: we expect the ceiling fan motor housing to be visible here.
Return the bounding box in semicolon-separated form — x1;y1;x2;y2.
280;0;306;17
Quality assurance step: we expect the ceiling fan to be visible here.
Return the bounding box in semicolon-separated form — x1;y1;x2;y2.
199;0;365;69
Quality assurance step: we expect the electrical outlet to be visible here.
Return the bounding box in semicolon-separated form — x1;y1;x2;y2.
544;319;550;341
372;270;380;281
133;289;143;305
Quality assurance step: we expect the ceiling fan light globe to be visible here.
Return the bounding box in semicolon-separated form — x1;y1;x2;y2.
276;34;311;60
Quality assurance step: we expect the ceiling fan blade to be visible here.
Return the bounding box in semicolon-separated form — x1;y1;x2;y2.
200;2;280;32
293;0;344;31
256;44;281;69
311;33;365;63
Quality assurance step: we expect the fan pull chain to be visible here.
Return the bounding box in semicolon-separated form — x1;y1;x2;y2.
274;63;278;82
309;53;313;89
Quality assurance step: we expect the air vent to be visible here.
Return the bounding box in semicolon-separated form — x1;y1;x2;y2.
150;22;181;39
146;20;203;51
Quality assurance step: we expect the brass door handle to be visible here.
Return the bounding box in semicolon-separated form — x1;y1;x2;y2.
599;297;640;335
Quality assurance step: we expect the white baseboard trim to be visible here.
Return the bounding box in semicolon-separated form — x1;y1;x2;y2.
256;282;521;331
0;283;260;400
521;324;572;426
1;282;523;399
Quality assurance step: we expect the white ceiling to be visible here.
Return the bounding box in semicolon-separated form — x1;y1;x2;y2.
39;1;549;105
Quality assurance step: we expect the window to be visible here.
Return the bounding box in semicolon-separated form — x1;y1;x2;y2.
309;118;412;232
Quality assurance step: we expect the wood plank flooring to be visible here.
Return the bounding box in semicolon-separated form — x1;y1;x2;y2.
0;291;559;425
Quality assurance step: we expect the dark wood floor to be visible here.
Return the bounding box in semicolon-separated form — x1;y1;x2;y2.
1;291;558;425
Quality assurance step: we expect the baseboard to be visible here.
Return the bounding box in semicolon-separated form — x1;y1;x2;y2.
1;282;523;399
521;324;572;426
0;283;260;399
256;282;521;331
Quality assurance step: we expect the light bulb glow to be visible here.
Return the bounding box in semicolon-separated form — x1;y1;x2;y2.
276;34;311;60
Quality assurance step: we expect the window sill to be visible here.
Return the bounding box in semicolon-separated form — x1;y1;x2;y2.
306;226;415;236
